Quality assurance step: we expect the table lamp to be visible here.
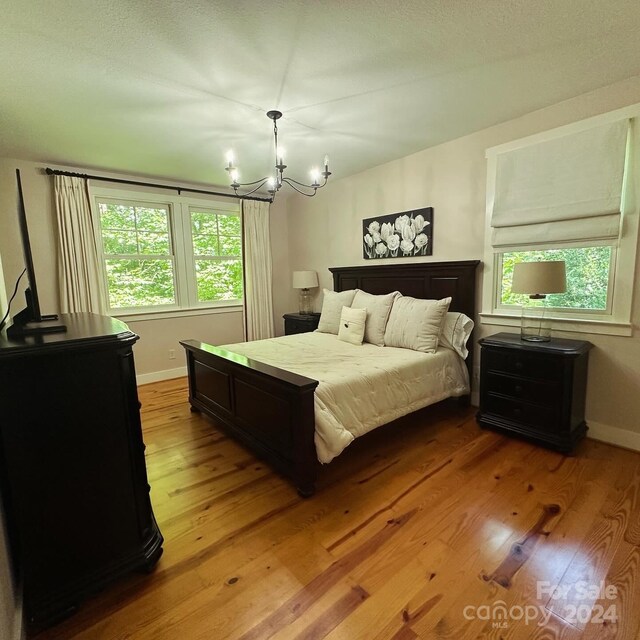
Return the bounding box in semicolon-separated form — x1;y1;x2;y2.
292;270;318;314
511;260;566;342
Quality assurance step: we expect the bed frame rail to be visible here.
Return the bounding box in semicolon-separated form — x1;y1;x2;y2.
180;339;319;496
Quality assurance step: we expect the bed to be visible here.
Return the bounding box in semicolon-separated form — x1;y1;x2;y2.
181;260;480;496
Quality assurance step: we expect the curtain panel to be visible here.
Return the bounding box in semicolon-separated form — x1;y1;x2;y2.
54;175;105;314
241;199;275;341
491;119;629;247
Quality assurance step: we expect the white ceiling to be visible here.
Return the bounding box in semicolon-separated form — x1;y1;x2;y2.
1;1;640;193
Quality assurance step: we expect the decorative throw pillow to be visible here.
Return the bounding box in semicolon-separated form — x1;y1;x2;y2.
439;312;474;359
384;296;452;353
316;289;357;334
337;306;367;345
351;290;399;346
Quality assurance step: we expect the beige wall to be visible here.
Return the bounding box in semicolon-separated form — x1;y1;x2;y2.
0;159;246;376
269;196;294;336
277;74;640;446
0;253;20;639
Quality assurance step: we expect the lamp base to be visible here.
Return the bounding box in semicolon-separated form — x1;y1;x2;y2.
520;301;551;342
521;334;551;343
298;288;312;315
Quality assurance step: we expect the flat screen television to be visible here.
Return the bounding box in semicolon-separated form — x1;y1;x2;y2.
6;169;66;338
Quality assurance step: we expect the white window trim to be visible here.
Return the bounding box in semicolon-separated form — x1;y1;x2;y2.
90;185;242;316
113;303;243;323
481;103;640;337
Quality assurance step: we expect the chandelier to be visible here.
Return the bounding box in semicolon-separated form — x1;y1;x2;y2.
225;110;331;200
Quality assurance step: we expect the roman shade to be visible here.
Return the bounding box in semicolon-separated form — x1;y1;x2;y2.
491;119;629;247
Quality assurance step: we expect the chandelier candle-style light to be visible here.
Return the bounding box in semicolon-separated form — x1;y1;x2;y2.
225;110;331;200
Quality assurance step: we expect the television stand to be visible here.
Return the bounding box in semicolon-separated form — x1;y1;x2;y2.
6;307;67;338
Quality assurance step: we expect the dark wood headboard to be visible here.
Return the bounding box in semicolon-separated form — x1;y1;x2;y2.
330;260;481;378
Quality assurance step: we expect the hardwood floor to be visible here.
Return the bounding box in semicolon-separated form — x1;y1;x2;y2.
33;377;640;640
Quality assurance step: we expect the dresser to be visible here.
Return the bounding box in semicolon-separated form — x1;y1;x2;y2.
477;332;592;453
283;312;321;335
0;313;163;626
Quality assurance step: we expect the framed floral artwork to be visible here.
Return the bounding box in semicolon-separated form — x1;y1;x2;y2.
362;207;433;260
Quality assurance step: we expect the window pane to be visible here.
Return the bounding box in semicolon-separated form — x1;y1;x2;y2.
195;259;243;302
501;247;612;310
99;203;135;230
217;214;241;236
219;235;242;256
191;211;219;234
137;231;170;255
135;207;169;233
105;259;175;308
192;234;219;256
101;230;138;255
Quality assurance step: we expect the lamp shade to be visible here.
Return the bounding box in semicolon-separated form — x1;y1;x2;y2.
511;261;566;295
292;270;318;289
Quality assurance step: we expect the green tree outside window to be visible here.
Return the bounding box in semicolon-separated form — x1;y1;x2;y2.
501;247;612;310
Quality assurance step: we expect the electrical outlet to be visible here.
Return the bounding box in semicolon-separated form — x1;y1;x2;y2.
168;349;176;360
473;369;480;385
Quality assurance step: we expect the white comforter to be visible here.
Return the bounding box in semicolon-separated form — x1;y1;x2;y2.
220;332;469;464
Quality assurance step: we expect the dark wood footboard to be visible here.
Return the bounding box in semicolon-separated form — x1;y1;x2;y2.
180;339;320;496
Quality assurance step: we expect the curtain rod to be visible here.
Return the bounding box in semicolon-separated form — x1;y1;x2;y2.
44;168;273;203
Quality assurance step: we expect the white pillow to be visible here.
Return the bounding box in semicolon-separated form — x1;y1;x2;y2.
384;296;452;353
337;306;367;345
351;290;399;346
440;312;474;359
316;289;357;334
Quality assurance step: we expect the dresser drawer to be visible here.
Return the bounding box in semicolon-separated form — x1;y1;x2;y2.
482;347;563;381
486;371;561;406
485;393;559;431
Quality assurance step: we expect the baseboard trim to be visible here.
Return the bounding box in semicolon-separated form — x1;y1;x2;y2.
136;366;187;386
586;420;640;452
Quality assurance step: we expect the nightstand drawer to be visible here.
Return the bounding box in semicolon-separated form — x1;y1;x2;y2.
482;348;563;381
283;313;321;335
485;394;559;431
486;371;561;405
284;319;312;335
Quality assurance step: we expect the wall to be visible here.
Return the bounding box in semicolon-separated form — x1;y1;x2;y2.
277;74;640;448
0;252;21;639
269;196;292;336
0;159;246;379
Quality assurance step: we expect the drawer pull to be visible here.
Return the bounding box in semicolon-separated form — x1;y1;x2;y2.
514;385;523;394
515;361;524;370
513;407;522;416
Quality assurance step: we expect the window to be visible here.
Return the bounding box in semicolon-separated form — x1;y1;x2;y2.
98;201;176;309
499;246;613;312
482;104;640;336
93;191;242;314
190;209;243;303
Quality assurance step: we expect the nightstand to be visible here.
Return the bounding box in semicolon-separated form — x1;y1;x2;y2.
477;332;592;453
283;312;321;335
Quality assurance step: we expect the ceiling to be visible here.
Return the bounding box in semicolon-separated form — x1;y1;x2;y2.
2;1;640;193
